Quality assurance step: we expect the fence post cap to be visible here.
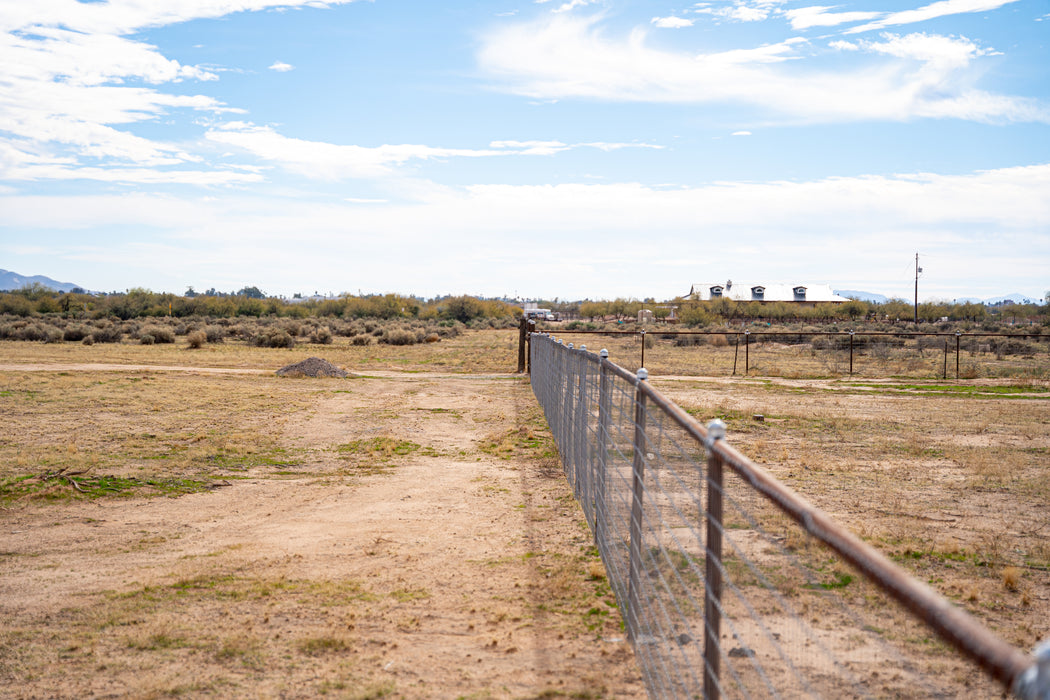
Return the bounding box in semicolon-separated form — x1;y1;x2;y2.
707;419;727;441
600;349;609;358
580;344;586;352
849;329;855;335
636;368;648;381
567;343;574;349
1013;637;1050;699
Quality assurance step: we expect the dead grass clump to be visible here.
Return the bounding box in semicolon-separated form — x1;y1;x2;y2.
186;330;206;349
1001;566;1022;591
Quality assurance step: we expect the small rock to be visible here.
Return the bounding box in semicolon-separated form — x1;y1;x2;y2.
728;646;755;658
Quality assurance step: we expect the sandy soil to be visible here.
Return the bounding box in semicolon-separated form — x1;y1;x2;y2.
0;370;645;699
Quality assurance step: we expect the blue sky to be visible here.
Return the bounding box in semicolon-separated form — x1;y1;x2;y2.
1;0;1047;302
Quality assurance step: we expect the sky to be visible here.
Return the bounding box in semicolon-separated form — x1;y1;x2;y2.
0;0;1048;303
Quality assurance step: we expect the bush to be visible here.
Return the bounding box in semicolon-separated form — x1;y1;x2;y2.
251;329;295;349
424;333;440;343
90;325;123;344
44;328;64;343
310;326;333;344
63;325;92;342
140;325;175;343
350;334;374;346
205;325;227;343
380;328;418;346
82;335;94;346
139;333;155;345
186;330;206;349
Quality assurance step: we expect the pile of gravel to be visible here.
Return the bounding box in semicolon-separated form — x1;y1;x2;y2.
276;357;351;378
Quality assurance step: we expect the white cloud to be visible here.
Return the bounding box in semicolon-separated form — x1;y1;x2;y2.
5;163;1046;299
203;126;663;179
784;6;881;30
731;130;752;136
652;16;694;28
0;1;357;182
269;61;294;72
693;1;783;23
846;0;1021;34
477;14;1048;124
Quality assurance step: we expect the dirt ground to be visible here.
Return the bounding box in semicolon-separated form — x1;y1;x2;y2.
0;365;645;699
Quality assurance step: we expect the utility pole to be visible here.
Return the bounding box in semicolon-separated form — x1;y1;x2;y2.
914;253;922;323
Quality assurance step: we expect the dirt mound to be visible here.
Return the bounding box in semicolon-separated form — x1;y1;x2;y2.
276;357;351;378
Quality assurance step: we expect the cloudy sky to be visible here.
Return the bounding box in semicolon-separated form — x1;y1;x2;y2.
1;0;1047;302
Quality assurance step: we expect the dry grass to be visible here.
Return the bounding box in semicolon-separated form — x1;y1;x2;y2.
657;371;1050;662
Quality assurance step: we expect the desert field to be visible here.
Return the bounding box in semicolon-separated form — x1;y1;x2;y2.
1;328;1048;698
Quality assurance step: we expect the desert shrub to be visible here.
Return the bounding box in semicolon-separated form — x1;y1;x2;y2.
708;334;729;347
251;328;295;349
44;327;64;343
17;324;49;341
350;334;374;346
424;333;440;343
203;325;227;343
62;324;92;342
280;320;303;337
81;335;94;346
674;334;704;347
186;330;206;349
310;326;333;344
140;325;175;343
139;333;155;345
380;328;417;346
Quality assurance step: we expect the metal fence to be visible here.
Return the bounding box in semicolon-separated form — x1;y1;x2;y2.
528;327;1048;379
529;332;1048;699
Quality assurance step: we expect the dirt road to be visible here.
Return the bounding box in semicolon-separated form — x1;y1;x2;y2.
0;371;645;699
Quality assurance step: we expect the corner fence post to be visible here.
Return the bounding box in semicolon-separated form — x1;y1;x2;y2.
704;419;727;700
517;315;527;373
627;367;649;641
595;349;610;552
526;320;536;374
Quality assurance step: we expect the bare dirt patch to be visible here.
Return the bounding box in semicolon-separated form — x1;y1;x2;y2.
0;363;644;698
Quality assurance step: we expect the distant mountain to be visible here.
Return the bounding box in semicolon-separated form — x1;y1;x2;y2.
981;293;1042;306
0;269;84;293
834;290;888;303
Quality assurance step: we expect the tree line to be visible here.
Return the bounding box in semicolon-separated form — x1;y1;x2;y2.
1;284;1046;327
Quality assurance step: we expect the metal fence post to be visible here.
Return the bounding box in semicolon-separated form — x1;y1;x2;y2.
956;331;961;379
596;349;610;552
576;346;590;513
849;330;855;376
744;330;750;375
640;330;646;370
704;419;727;700
627;367;649;641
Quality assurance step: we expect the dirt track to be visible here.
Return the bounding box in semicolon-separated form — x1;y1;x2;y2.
0;369;645;698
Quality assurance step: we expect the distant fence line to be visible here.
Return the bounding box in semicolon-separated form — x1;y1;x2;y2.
528;332;1048;699
519;324;1047;378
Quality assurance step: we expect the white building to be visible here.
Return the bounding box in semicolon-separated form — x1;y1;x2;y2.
687;281;850;305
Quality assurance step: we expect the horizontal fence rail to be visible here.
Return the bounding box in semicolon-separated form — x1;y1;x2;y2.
528;332;1048;699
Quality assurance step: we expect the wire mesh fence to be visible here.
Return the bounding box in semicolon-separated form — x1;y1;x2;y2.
529;332;1047;699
